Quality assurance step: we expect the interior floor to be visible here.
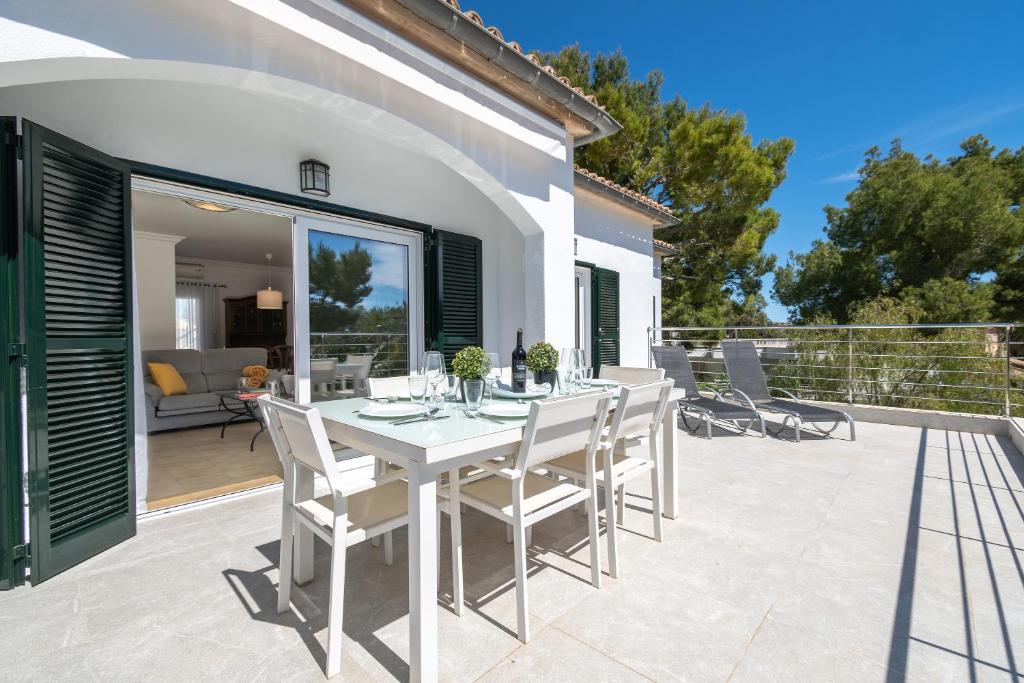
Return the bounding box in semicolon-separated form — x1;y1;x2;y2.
146;422;283;511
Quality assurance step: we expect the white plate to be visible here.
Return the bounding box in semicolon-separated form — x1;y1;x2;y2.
590;379;619;387
358;402;428;419
492;386;550;399
479;403;531;418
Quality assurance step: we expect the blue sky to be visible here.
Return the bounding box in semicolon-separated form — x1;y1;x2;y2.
462;0;1024;320
310;231;408;309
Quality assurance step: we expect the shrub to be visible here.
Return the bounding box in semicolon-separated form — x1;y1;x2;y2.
452;346;487;380
526;341;558;372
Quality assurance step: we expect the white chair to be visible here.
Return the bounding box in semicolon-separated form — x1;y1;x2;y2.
339;353;374;396
598;364;665;384
542;380;674;578
310;358;339;399
450;390;614;642
259;395;413;678
367;375;411;399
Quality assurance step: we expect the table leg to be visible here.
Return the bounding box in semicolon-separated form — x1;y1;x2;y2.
407;464;438;683
661;409;679;519
294;467;315;584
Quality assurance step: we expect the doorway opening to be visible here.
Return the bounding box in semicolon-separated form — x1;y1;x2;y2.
132;189;293;510
131;183;425;512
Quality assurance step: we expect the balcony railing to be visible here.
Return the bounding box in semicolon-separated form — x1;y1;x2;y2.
649;323;1024;418
310;331;409;377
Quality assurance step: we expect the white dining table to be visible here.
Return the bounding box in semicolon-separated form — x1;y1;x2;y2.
299;389;685;682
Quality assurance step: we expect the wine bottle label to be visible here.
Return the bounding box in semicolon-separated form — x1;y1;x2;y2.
512;362;527;391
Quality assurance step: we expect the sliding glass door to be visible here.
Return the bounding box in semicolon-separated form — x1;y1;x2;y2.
292;216;423;403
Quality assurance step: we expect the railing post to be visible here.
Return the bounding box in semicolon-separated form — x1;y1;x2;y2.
847;327;854;404
1006;325;1013;418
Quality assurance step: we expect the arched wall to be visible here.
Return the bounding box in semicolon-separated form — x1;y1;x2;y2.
0;0;578;346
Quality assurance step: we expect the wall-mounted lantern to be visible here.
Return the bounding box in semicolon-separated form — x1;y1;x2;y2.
299;159;330;197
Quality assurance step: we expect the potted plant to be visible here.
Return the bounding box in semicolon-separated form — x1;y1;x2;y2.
526;341;558;388
451;346;487;401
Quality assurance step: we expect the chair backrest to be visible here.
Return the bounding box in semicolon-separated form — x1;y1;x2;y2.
310;358;338;383
720;341;772;401
514;390;613;472
650;346;701;398
258;395;342;492
599;365;665;385
346;354;374;367
606;380;674;449
367;375;411;398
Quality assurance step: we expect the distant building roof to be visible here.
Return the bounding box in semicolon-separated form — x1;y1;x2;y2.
653;238;679;256
573;166;678;228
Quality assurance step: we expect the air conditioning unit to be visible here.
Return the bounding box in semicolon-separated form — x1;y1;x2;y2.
175;262;205;280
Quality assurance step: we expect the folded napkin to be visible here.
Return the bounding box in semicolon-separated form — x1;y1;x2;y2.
495;379;551;394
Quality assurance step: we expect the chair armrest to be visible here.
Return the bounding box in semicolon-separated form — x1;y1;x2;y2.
337;470;409;498
724;387;758;410
770;387;799;400
475;459;521;480
143;382;164;404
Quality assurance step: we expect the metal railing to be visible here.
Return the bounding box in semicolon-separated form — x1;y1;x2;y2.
310;331;409;377
649;323;1024;418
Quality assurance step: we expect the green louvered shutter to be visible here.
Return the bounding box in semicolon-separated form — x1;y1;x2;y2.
427;230;482;368
1;118;24;589
23;121;135;583
592;267;620;375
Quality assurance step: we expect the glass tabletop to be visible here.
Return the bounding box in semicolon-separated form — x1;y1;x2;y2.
314;388;685;451
315;397;527;449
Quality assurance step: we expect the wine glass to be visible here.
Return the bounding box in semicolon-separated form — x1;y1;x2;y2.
558;348;576;394
422;352;445;407
484;352;500;401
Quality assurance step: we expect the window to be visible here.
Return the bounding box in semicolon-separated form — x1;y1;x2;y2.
175;294;200;350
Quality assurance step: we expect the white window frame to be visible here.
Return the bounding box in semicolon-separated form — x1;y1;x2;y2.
292;215;424;404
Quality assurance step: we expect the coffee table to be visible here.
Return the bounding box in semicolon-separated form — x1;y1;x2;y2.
217;390;267;451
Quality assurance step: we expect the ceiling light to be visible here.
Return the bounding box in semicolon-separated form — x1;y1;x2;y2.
183;198;236;213
257;253;283;310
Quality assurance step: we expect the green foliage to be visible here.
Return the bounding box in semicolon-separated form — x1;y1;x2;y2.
536;45;793;327
308;241;373;331
451;346;487;380
774;136;1024;323
760;298;1009;415
525;341;558;372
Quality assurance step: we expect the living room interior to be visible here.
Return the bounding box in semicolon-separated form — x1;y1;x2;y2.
132;189;294;511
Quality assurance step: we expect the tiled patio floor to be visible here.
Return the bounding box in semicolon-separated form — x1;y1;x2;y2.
2;420;1023;681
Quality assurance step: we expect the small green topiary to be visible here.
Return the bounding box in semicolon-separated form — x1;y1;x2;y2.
451;346;488;380
526;341;558;373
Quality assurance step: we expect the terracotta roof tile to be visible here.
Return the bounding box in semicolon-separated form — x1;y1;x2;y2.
446;5;605;114
574;165;675;219
653;238;678;255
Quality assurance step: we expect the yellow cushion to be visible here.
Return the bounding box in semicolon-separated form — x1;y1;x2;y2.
147;362;188;396
242;365;269;388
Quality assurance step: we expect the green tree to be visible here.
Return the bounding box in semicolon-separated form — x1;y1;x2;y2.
538;46;794;326
774;136;1024;323
308;241;373;331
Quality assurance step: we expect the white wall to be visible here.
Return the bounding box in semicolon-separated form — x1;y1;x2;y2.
181;259;295;347
0;0;577;345
573;189;661;367
133;232;182;350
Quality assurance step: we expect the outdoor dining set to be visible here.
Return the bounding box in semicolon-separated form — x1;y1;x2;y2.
256;340;855;679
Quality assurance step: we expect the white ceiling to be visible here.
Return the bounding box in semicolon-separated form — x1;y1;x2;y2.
132;190;292;266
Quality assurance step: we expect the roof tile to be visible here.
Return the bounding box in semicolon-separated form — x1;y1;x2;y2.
575;165;675;218
451;5;605;113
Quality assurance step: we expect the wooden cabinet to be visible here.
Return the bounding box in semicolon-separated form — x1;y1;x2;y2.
224;295;289;348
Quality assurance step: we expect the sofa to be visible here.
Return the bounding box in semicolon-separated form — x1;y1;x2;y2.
142;348;278;433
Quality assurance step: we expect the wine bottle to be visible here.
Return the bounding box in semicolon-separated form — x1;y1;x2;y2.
512;328;527;392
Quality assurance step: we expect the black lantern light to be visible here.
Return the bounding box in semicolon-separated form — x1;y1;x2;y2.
299;159;330;197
